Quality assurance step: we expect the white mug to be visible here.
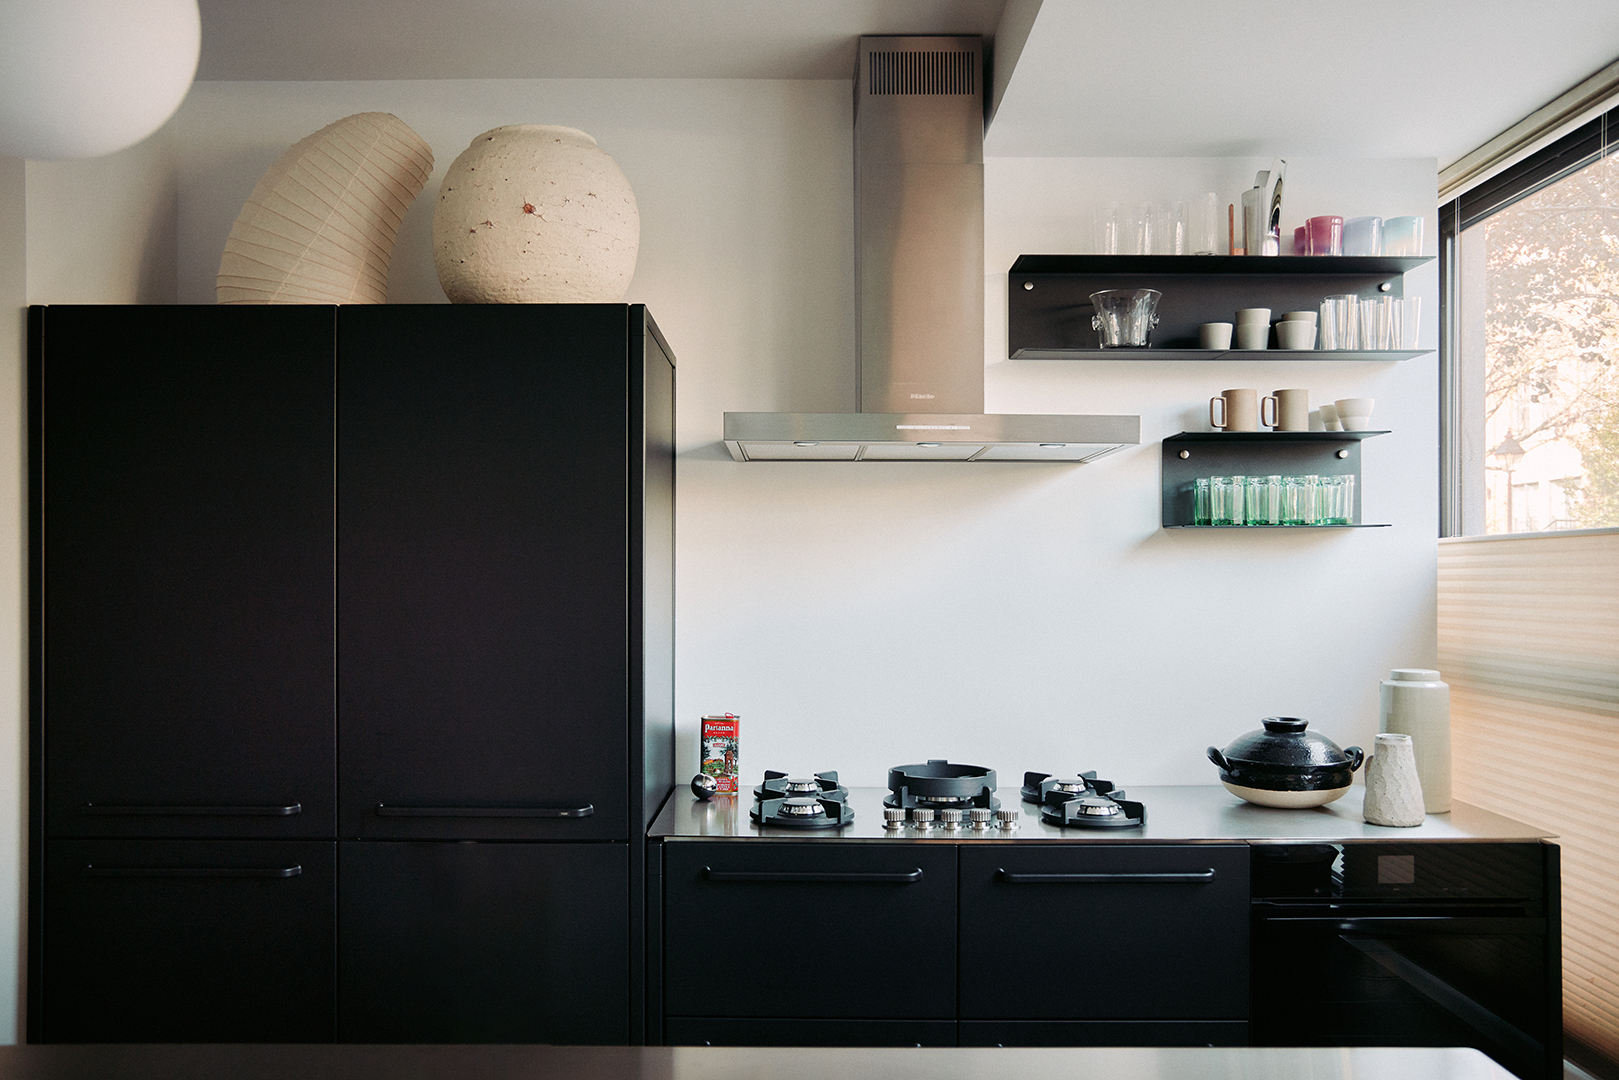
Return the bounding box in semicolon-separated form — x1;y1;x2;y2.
1275;321;1316;350
1199;322;1234;350
1235;307;1271;325
1317;403;1342;431
1335;396;1376;430
1262;388;1310;431
1234;323;1269;350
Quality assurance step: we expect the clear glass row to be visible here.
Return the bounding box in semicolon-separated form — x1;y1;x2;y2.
1319;294;1421;350
1192;474;1355;526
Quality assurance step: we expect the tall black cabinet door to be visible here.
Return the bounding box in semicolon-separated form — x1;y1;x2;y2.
337;306;631;841
338;840;629;1042
37;306;336;838
41;839;336;1042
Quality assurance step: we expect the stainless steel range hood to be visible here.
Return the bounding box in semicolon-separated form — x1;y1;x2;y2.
723;35;1139;464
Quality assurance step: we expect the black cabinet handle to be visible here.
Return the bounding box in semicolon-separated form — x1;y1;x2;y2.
84;864;302;879
81;803;302;816
997;869;1216;884
374;804;594;818
703;867;924;884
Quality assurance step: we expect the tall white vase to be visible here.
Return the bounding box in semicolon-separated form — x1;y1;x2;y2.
1380;668;1451;813
432;125;640;304
1363;733;1425;827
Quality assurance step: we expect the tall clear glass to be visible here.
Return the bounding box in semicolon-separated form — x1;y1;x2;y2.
1283;475;1319;525
1320;294;1359;350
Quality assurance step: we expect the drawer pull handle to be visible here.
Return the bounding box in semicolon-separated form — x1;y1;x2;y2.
997;869;1216;884
81;803;302;817
375;804;594;818
84;864;303;879
703;867;924;884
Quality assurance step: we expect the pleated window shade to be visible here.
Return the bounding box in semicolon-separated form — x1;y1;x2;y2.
1438;530;1619;1065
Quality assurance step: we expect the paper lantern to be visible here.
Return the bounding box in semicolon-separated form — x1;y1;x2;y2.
0;0;200;160
433;125;639;304
216;113;435;306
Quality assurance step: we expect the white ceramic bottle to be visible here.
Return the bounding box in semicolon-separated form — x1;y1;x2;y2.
1380;668;1451;813
1363;733;1426;827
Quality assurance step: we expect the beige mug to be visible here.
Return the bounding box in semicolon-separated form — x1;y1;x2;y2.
1210;388;1260;432
1262;388;1310;431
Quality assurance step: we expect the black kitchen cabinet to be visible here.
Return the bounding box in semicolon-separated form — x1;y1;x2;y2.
34;305;336;839
31;304;676;1045
663;843;958;1023
959;844;1249;1042
339;841;629;1043
40;839;335;1042
337;306;638;843
666;1019;958;1047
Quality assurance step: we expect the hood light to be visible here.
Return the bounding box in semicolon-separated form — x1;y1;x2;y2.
917;442;942;447
1039;443;1068;448
793;441;820;447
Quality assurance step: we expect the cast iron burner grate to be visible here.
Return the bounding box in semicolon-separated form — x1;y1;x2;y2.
751;770;853;829
885;759;999;811
1022;770;1146;829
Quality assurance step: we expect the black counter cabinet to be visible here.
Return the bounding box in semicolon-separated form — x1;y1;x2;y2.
29;304;676;1045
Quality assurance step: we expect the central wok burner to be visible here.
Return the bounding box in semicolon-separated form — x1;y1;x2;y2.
885;759;999;811
1022;770;1146;829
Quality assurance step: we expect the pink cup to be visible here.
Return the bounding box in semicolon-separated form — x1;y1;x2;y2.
1305;216;1343;256
1294;226;1308;255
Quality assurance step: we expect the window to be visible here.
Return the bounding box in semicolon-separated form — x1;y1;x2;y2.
1442;105;1619;535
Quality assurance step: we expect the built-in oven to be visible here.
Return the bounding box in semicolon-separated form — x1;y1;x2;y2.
1250;841;1561;1080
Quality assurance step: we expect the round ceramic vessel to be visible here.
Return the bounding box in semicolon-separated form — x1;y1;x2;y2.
433;125;640;304
1208;717;1364;806
1219;780;1350;809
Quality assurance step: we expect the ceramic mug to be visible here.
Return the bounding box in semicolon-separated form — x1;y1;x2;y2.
1262;388;1310;431
1275;321;1316;350
1234;323;1270;350
1199;322;1234;349
1317;403;1342;431
1210;388;1260;432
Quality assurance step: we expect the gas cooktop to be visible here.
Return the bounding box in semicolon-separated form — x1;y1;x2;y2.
1021;770;1146;829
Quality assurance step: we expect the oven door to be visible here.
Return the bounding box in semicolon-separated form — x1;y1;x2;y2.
1252;901;1556;1080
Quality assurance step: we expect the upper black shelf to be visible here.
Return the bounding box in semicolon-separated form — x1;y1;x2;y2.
1010;255;1434;276
1165;430;1390;443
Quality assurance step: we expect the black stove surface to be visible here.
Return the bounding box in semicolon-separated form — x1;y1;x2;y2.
750;770;853;829
884;759;999;811
1022;770;1146;829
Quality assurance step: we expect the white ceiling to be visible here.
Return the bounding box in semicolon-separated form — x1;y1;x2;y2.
196;0;1619;168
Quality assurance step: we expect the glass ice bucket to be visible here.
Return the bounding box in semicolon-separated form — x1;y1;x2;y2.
1090;288;1162;348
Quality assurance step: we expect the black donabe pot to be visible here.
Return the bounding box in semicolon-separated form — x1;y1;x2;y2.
1207;717;1364;809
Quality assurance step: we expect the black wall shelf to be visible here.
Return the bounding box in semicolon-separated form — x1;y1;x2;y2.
1009;254;1435;360
1161;430;1390;530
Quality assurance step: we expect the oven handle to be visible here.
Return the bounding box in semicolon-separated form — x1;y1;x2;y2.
703;867;923;884
84;864;303;879
997;869;1216;884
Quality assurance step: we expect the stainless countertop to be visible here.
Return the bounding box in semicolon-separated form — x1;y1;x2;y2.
0;1044;1519;1080
650;784;1555;843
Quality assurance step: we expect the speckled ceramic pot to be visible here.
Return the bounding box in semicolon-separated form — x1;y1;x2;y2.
432;125;639;304
1208;717;1365;808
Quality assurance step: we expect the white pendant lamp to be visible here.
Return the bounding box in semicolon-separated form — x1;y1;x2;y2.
0;0;200;160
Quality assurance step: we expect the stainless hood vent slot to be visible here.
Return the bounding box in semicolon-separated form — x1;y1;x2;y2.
721;35;1140;464
868;50;974;95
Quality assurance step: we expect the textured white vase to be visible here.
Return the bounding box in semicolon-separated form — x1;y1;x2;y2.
1380;668;1452;813
433;125;639;304
216;112;434;305
1363;733;1426;827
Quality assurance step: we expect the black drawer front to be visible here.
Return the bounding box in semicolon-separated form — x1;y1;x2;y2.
959;844;1249;1020
960;1020;1248;1047
666;1018;958;1047
41;839;335;1042
664;843;956;1020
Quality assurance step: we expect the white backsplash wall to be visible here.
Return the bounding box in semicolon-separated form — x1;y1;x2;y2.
150;83;1438;791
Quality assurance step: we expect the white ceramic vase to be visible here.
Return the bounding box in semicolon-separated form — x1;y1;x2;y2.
1363;733;1425;827
1380;668;1451;813
217;112;434;304
432;125;640;304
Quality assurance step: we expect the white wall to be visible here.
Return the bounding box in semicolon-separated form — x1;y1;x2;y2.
0;154;26;1044
166;81;1439;790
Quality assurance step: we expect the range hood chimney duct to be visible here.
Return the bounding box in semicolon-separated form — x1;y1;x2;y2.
722;35;1140;463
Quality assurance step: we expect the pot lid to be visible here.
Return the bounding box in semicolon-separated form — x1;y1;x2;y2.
1216;717;1357;771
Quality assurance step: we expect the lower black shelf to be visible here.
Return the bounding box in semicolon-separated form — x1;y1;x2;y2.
1166;524;1390;530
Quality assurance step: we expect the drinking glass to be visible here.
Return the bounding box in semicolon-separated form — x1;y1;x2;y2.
1193;192;1218;255
1194;477;1212;526
1320;295;1359;350
1283;475;1319;525
1122;203;1149;255
1246;475;1281;525
1210;476;1240;526
1384;215;1424;256
1392;296;1422;349
1344;216;1383;256
1358;294;1395;350
1317;475;1355;525
1094;203;1121;255
1305;216;1343;256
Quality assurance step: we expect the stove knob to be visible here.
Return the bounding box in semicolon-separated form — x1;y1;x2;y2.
995;808;1020;830
883;807;908;831
969;807;993;830
939;808;964;830
911;807;935;831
